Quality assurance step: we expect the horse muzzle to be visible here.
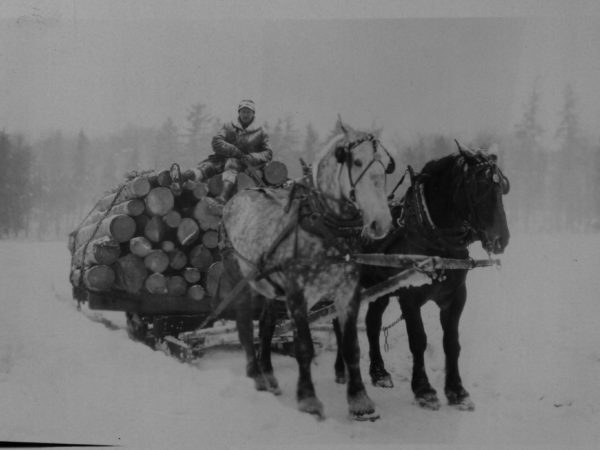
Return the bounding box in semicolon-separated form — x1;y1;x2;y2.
482;232;510;255
363;218;391;241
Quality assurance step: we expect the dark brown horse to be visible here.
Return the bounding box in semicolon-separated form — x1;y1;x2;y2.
335;141;510;411
220;123;395;420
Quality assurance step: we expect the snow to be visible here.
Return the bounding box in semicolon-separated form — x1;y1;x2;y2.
1;234;600;449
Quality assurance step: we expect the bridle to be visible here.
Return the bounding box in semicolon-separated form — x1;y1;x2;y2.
334;133;396;202
457;154;510;233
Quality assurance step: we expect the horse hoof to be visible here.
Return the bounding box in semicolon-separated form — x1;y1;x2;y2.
348;390;377;418
448;396;475;411
351;411;380;422
298;397;325;420
446;388;475;411
264;374;282;396
415;392;441;411
254;376;268;392
371;375;394;388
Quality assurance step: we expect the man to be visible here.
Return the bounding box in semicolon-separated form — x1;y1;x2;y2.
195;99;273;205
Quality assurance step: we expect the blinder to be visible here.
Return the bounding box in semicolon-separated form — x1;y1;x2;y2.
335;134;395;175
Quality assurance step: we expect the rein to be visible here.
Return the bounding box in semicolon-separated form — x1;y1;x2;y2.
396;167;475;253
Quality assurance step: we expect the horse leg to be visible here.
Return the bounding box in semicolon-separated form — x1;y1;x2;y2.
234;289;270;391
288;290;324;419
399;294;440;410
257;298;282;395
332;318;347;384
440;284;474;411
340;289;379;421
366;296;393;388
221;248;267;392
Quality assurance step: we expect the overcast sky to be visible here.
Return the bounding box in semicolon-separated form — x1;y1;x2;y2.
2;1;600;147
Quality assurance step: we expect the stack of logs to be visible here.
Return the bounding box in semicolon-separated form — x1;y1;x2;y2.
68;161;288;302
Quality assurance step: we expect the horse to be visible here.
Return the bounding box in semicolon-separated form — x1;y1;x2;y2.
334;140;510;411
219;122;395;420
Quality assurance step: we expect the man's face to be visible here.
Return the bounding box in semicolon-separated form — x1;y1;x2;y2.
238;107;255;125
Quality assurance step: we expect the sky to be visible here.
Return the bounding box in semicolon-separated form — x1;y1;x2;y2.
2;1;600;146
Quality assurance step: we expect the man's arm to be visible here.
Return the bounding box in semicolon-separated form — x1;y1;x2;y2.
212;126;243;158
243;132;273;165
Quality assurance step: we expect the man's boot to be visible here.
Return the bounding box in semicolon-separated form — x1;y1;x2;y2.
206;179;236;215
217;180;236;204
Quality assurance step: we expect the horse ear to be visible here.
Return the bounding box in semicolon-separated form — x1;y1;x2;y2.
336;114;348;135
455;139;474;158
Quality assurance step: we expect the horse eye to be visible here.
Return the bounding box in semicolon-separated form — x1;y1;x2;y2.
353;159;363;168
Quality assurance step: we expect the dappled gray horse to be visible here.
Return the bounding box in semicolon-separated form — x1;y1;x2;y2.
220;123;394;420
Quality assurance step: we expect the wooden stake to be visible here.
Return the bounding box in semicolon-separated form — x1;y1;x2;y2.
206;261;224;297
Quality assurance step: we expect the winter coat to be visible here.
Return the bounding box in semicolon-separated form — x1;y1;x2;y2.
211;120;273;166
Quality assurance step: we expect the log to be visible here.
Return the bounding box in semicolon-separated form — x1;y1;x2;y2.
161;240;176;253
79;199;146;229
206;261;224;297
168;249;188;270
163;210;182;228
192;182;209;200
263;161;288;185
183;267;202;284
145;273;168;294
129;236;153;258
155;170;172;187
74;214;136;248
145;187;175;216
236;172;257;191
96;176;151;211
135;214;150;235
144;250;170;273
201;229;219;249
70;265;115;292
188;245;213;271
207;174;223;196
144;216;167;243
177;217;200;246
187;284;206;301
167;275;187;297
113;254;147;293
72;236;120;267
192;198;221;230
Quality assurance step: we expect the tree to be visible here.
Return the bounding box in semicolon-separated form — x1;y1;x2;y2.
184;103;212;167
153;117;179;169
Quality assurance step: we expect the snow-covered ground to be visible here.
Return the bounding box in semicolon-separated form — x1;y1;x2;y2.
1;233;599;449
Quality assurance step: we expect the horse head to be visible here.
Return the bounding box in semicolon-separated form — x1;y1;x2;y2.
315;119;394;240
454;140;510;254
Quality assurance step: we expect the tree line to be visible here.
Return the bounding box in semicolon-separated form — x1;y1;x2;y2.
1;83;599;240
